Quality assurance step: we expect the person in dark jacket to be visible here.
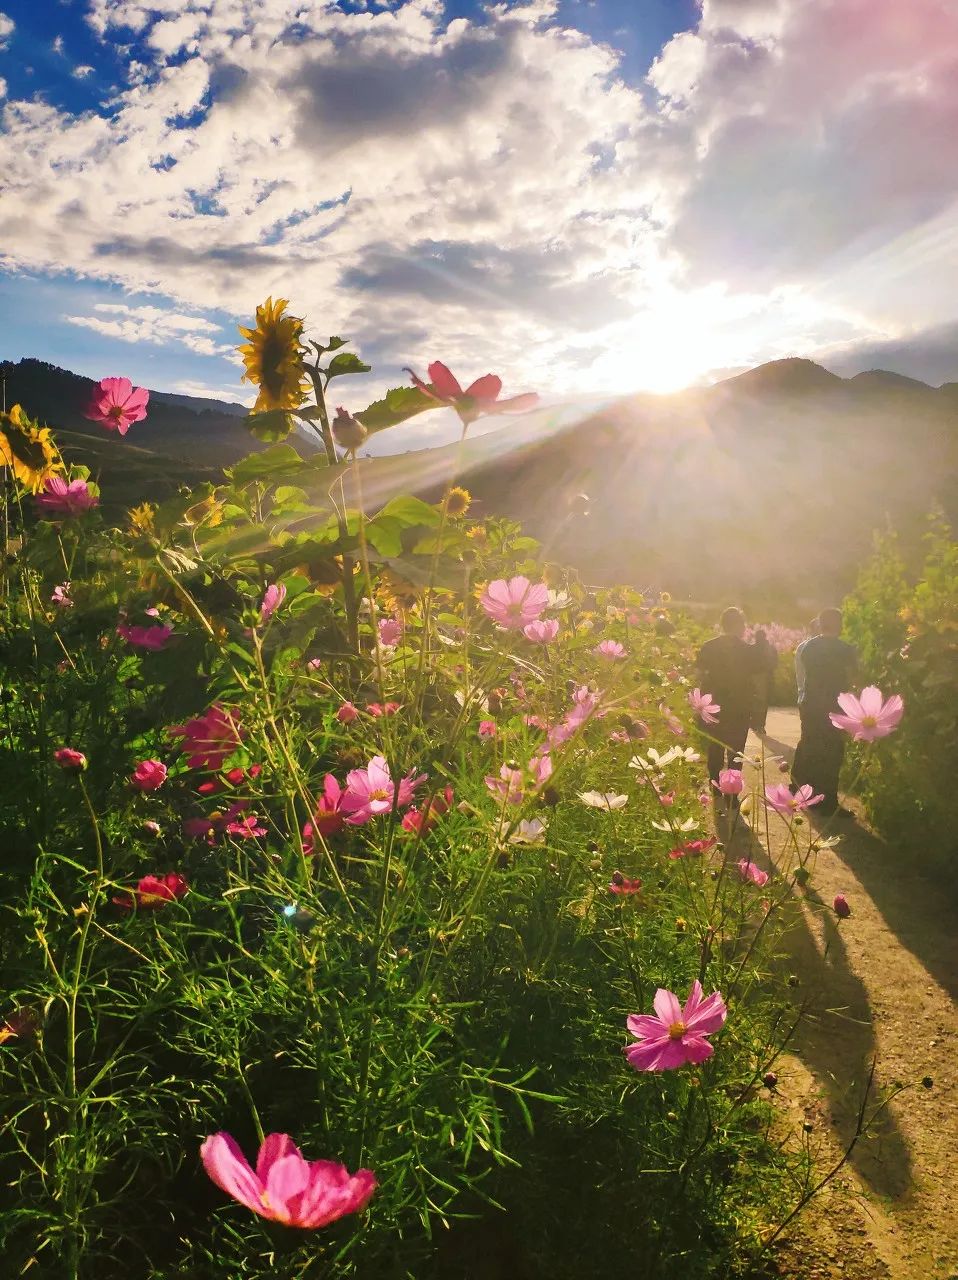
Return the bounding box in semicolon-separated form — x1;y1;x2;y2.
792;608;858;814
750;628;778;734
696;607;762;784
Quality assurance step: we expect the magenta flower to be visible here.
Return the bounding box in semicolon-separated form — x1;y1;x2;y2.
83;376;149;436
377;617;403;647
401;785;454;835
302;775;346;851
523;618;559;644
131;759;168;792
170;704;244;771
336;701;360;724
668;836;717;860
485;764;526;806
54;747;86;771
829;686;904;742
478;719;497;739
660;703;686;736
736;859;769;887
594;639;627;660
406;360;538;426
715;768;744;796
117;621;173;651
35;475;99;518
833;893;851;919
764;783;824;815
260;583;286;624
609;872;643;896
340;755;425;825
225;813;268;838
200;1131;376;1229
625;980;727;1072
366;701;401;717
113;872;188;911
688;688;720;725
51;582;73;608
479;576;550;630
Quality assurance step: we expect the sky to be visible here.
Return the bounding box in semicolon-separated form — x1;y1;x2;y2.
1;0;957;448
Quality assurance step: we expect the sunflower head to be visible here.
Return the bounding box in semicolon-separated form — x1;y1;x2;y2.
127;502;157;537
238;297;310;413
0;405;62;493
443;486;472;518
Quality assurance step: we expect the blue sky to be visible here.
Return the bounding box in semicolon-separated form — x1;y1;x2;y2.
1;0;956;432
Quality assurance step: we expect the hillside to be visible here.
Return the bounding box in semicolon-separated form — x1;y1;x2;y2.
3;355;955;603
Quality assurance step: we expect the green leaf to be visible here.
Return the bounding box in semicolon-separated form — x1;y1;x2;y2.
365;515;405;557
357;386;437;433
228;445;303;486
377;495;442;528
326;352;370;379
245;409;295;442
325;336;347;352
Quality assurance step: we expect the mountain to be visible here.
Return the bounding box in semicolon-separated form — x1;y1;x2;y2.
3;355;955;605
0;358;277;506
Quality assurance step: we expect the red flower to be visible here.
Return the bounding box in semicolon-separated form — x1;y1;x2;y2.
401;785;454;835
114;872;188;911
54;747;87;770
406;361;538;426
83;377;149;436
366;701;401;717
668;837;718;860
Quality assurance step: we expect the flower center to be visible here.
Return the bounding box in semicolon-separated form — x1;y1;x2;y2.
668;1020;686;1041
861;714;877;727
369;788;390;802
108;405;125;420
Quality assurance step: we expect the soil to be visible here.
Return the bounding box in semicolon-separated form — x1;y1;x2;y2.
736;709;958;1280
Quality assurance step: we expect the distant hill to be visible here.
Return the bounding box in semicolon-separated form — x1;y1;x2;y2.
3;354;954;605
0;358;276;506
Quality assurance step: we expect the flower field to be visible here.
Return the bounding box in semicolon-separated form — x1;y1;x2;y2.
0;304;904;1279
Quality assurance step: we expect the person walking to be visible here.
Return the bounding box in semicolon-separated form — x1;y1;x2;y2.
749;627;778;735
792;608;858;815
696;607;762;785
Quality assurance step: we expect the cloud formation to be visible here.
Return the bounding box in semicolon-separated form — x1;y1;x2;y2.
0;0;956;395
65;302;235;357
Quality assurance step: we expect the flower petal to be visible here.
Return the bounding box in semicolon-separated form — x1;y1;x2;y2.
201;1132;266;1216
427;361;463;399
653;988;683;1026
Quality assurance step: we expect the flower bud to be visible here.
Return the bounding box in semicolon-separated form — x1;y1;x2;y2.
833;893;851;919
762;1071;778;1090
54;747;87;771
331;407;368;452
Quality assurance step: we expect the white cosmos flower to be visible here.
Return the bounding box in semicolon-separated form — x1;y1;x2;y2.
548;589;572;609
508;818;548;844
651;816;699;832
578;791;628;810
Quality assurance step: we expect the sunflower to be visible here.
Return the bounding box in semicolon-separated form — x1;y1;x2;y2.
237;297;310;413
443;486;472;518
127;502;157;537
0;405;62;493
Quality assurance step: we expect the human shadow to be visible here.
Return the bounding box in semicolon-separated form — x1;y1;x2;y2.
714;799;914;1202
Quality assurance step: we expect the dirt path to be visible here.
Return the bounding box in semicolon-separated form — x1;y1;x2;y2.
737;709;958;1280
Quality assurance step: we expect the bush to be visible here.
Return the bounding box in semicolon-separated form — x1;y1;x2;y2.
0;315;837;1280
842;516;958;866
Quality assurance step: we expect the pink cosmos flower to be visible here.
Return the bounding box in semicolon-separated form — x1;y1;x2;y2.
377;617;403;647
306;657;323;672
688;688;720;725
715;768;744;796
183;801;263;844
485;764;526;806
113;872;188;911
54;747;86;770
737;860;769;887
625;980;727;1072
260;583;286;624
609;872;643;896
479;576;550;630
401;785;454;835
117;621;173;651
336;701;360;724
83;376;149;436
170;704;244;771
659;703;686;735
764;783;824;815
200;1131;376;1229
594;640;627;660
829;686;904;742
523;618;559;644
406;360;538;426
366;701;401;717
833;893;851;919
51;582;73;608
340;755;425;825
197;764;262;796
668;837;717;860
478;720;497;739
131;759;167;792
302;776;346;853
35;476;99;518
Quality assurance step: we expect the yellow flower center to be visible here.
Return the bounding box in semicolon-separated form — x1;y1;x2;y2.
861;714;877;727
668;1020;686;1041
370;788;390;802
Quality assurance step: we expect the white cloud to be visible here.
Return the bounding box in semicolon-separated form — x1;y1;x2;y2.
0;77;6;100
65;302;235;357
0;12;14;50
53;34;65;54
0;0;956;397
72;64;95;78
